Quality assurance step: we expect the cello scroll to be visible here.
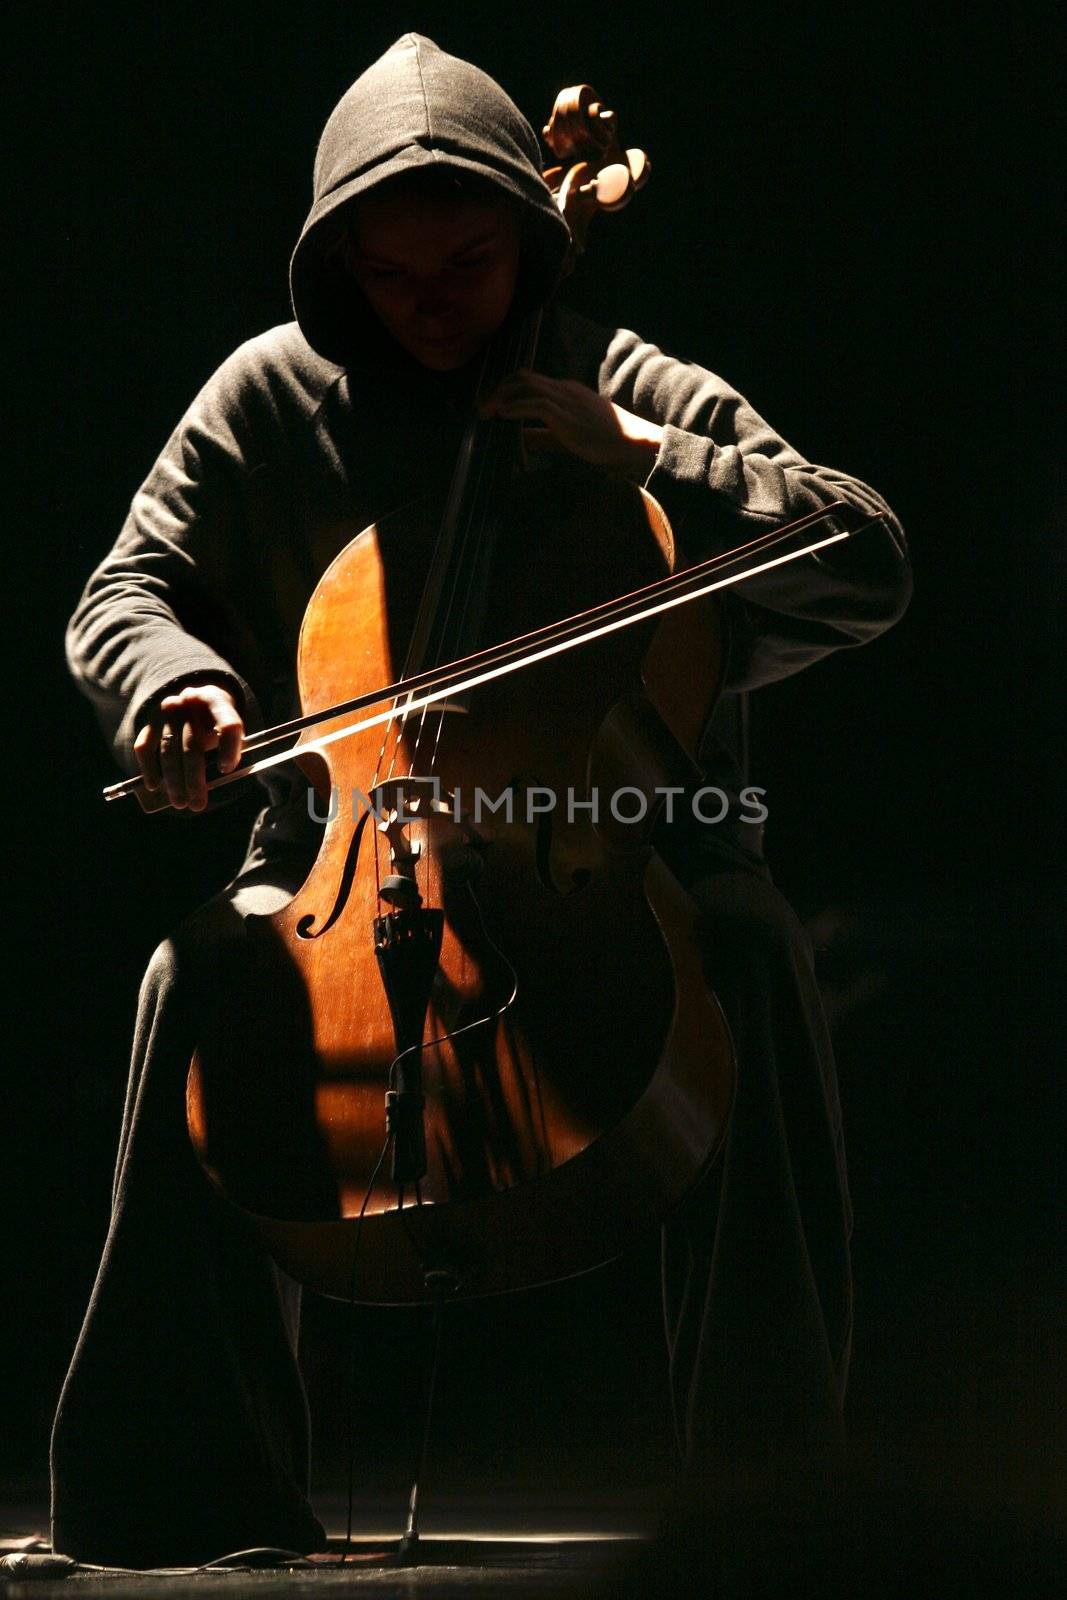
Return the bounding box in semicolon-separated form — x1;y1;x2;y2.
541;85;650;255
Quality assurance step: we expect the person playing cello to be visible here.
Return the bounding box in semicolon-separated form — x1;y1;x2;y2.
54;33;911;1581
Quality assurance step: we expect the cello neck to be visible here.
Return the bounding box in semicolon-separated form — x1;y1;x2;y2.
398;307;544;683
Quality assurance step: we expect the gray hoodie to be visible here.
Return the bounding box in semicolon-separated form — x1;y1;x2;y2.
66;33;911;810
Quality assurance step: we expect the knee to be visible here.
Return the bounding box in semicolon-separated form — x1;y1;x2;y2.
138;896;248;1014
138;935;181;1012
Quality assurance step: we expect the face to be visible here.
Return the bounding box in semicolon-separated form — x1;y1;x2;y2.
347;190;522;371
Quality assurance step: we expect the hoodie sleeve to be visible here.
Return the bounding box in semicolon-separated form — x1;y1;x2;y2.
65;343;270;773
598;328;912;690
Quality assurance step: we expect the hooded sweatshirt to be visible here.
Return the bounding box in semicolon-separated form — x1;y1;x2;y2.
66;34;911;822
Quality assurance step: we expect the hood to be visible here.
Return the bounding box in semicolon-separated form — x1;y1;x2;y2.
290;34;572;367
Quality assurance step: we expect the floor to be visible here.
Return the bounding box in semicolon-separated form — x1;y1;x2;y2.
0;1497;652;1597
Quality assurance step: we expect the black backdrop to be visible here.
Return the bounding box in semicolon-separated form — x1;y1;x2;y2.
7;0;1059;1562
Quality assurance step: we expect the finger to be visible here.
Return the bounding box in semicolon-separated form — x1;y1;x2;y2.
494;396;556;426
179;697;223;753
159;687;244;782
161;688;220;733
488;372;555;402
513;374;588;403
160;684;234;717
181;717;209;812
182;692;245;774
479;373;556;414
158;721;187;809
497;399;576;442
508;369;560;392
213;705;245;774
133;722;162;792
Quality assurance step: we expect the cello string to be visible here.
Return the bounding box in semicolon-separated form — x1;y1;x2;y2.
391;344;508;908
379;335;504;905
424;308;543;779
379;339;519;941
396;316;530;916
406;311;533;782
439;389;561;1156
363;325;529;1196
418;410;501;776
400;408;497;776
416;384;508;768
380;335;499;792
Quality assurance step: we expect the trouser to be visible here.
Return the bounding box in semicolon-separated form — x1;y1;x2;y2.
50;830;851;1568
656;849;855;1596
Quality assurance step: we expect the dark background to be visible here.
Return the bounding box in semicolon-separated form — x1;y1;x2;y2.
7;0;1059;1568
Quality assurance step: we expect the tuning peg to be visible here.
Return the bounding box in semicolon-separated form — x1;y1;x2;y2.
579;162;631;210
626;149;650;189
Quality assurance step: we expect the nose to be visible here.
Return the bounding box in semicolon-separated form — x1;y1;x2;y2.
414;270;461;319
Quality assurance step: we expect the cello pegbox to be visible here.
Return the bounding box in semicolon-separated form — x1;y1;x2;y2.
542;84;650;246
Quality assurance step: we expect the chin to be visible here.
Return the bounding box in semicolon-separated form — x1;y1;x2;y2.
413;350;471;372
399;328;487;371
409;346;478;372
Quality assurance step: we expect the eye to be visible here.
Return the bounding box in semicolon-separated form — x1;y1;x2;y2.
456;253;492;272
354;260;407;285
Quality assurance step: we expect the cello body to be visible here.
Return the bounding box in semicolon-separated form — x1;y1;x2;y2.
187;451;736;1304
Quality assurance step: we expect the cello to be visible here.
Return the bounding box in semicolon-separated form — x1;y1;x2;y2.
109;87;866;1309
